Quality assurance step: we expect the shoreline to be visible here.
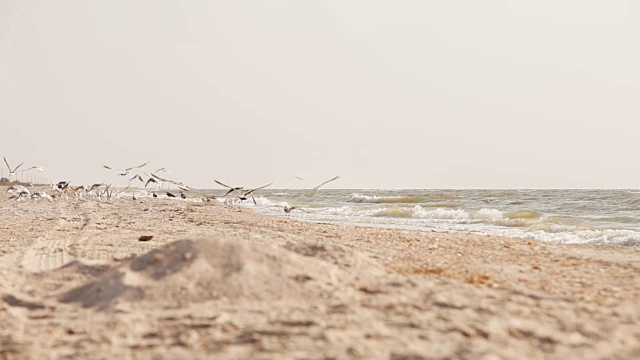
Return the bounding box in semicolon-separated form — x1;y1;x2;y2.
1;197;639;358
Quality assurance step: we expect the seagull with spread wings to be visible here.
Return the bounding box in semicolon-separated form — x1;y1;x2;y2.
3;157;24;182
214;180;273;204
283;205;310;214
295;176;340;191
102;161;149;177
145;172;186;188
23;165;44;173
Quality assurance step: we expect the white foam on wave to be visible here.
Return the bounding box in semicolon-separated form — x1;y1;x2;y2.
475;226;640;246
412;206;470;220
532;228;640;246
314;205;505;223
243;193;640;247
316;206;398;217
349;194;385;203
476;208;504;220
242;196;289;208
411;206;504;222
349;193;424;203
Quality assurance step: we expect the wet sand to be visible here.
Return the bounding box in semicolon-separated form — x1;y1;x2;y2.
1;195;639;359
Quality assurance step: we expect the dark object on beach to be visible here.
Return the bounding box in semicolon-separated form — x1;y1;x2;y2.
138;235;154;242
152;191;157;198
166;192;176;198
180;192;186;199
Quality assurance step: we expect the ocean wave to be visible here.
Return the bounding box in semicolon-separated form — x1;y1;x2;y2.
316;205;505;222
349;193;425;204
505;210;542;219
231;196;291;209
413;206;505;222
412;206;470;220
316;205;471;220
251;196;289;207
244;189;640;247
528;228;640;246
417;203;460;208
371;208;414;218
476;208;504;220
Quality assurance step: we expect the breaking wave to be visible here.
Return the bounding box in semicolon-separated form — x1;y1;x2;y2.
243;189;640;247
349;193;425;204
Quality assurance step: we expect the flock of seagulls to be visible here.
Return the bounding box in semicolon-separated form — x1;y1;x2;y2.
2;157;340;215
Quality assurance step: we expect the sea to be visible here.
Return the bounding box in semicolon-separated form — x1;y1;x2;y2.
205;189;640;247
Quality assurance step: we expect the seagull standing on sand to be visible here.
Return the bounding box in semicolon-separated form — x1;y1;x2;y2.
3;157;24;182
295;176;340;191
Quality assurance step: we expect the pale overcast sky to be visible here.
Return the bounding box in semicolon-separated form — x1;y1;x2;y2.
1;1;638;189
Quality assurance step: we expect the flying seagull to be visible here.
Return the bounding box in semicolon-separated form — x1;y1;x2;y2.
31;191;53;201
177;184;190;191
295;176;340;191
56;181;70;192
238;184;272;204
21;165;51;185
3;157;24;181
146;172;186;189
145;176;160;188
23;165;44;173
130;174;144;183
214;180;273;198
214;180;245;197
9;190;30;201
87;182;106;193
102;161;149;176
154;167;173;174
284;205;310;214
5;184;30;195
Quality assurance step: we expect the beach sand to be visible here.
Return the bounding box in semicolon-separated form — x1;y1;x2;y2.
1;195;639;359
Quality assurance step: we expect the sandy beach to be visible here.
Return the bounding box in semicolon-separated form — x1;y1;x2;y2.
1;195;639;359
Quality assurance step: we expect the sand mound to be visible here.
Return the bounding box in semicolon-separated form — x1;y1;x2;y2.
59;238;348;309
